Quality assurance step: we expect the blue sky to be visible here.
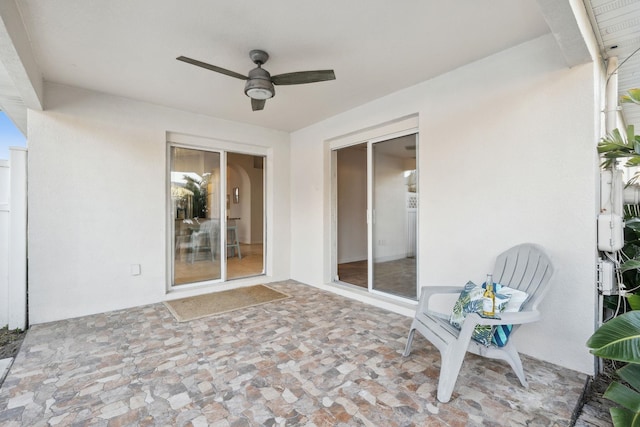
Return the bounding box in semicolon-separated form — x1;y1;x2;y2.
0;111;26;160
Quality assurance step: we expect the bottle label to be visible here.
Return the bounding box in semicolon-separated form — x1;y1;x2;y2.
483;297;494;316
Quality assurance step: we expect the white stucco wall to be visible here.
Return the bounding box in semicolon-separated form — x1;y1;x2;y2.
290;34;599;374
28;83;290;324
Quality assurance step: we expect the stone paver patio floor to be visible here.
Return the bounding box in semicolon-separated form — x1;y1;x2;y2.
0;280;587;426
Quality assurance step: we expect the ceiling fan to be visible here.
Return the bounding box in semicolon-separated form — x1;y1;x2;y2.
177;49;336;111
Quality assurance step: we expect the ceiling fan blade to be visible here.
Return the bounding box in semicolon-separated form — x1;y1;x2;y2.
176;56;248;80
271;70;335;85
251;98;266;111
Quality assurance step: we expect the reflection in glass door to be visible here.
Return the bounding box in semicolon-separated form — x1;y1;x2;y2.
170;147;266;286
371;134;417;299
170;146;222;285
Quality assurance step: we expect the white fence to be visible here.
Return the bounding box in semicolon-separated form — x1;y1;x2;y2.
0;147;27;330
0;158;9;327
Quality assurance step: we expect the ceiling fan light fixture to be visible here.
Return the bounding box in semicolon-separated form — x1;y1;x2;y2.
244;72;275;100
246;86;274;100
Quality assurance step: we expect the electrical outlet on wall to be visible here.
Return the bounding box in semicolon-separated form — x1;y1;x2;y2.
130;264;141;276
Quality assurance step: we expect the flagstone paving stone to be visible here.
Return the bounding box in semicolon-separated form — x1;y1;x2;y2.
0;280;588;426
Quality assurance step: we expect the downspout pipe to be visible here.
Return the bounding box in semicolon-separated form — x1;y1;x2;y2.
597;56;620;375
605;56;619;134
602;57;622;217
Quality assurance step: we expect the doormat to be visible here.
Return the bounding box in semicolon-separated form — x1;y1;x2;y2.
164;285;290;322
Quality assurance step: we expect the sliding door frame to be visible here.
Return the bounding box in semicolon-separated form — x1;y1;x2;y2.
166;133;269;292
368;130;419;301
329;115;419;301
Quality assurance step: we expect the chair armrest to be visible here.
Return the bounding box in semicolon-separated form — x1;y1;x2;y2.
416;285;465;315
419;285;466;295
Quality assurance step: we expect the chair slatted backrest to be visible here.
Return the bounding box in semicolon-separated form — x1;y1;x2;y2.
492;243;554;312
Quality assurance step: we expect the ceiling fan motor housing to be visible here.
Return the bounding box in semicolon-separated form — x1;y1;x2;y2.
244;67;275;100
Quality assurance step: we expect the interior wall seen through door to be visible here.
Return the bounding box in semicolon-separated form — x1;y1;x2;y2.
334;133;417;300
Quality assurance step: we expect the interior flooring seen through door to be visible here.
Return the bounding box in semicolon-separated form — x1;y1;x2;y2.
174;243;264;284
338;257;416;299
337;260;368;288
227;243;264;279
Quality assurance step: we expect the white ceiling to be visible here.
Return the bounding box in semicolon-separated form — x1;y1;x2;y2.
0;0;555;133
10;1;639;135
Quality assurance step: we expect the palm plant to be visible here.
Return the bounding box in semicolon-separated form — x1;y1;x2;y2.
589;88;640;426
183;175;208;218
587;311;640;426
598;125;640;182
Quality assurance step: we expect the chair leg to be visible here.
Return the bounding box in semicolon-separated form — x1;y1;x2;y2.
501;343;528;387
437;345;468;403
403;327;416;357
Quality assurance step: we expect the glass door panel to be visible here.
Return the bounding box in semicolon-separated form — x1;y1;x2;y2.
335;143;368;287
170;146;222;285
226;153;265;279
371;134;417;299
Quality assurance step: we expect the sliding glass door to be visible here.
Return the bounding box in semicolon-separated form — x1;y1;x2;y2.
171;147;222;285
226;152;265;280
334;132;418;300
169;145;265;287
371;134;417;299
336;144;368;288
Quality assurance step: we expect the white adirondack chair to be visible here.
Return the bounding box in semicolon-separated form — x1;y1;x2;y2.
403;243;554;403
